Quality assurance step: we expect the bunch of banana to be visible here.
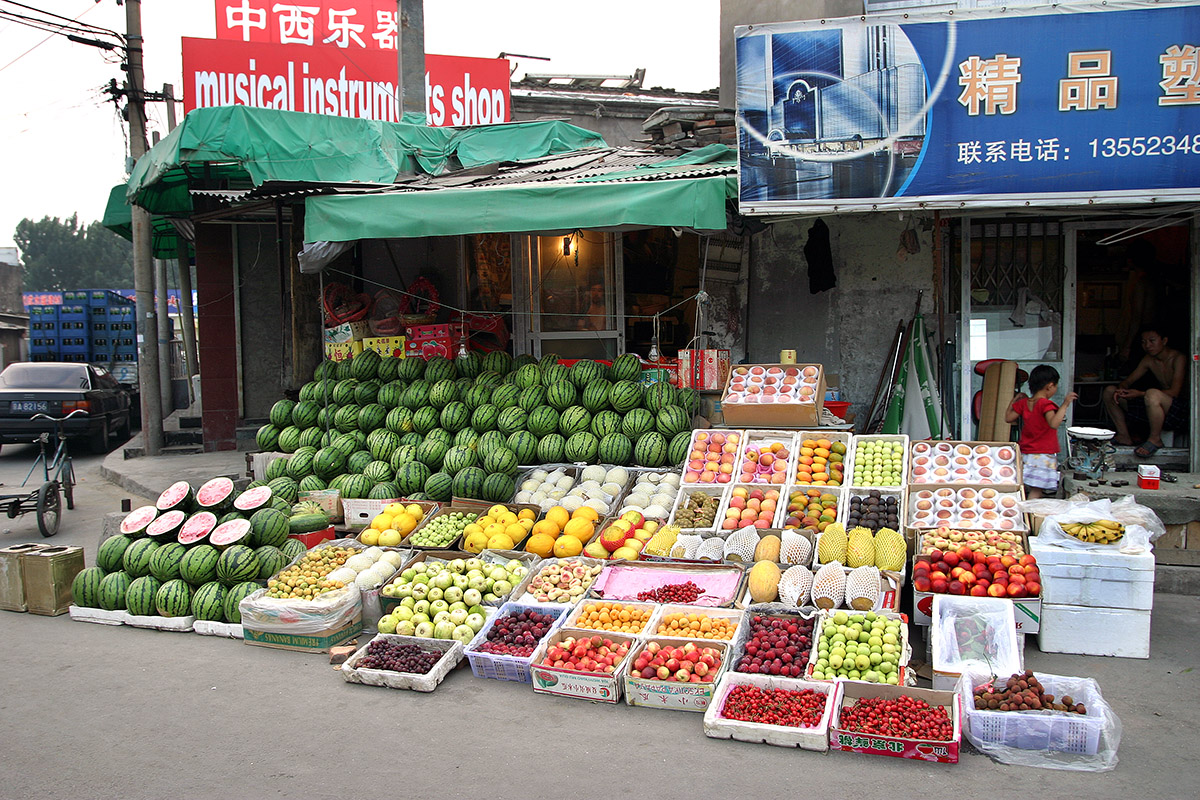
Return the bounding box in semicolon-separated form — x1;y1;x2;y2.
1062;519;1125;544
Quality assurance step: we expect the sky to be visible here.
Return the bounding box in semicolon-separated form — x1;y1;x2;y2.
0;0;720;251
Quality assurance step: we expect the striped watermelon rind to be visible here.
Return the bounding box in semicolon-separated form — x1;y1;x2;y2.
216;544;261;586
71;566;106;608
179;545;220;586
126;575;163;617
155;579;194;617
98;571;132;611
122;538;160;578
191;581;227;622
250;508;291;549
148;542;187;583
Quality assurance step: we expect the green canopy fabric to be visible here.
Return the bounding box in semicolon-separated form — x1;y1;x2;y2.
125;106;608;216
101;184;190;259
303;173;736;241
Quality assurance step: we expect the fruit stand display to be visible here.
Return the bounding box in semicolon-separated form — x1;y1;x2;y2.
340;634;465;692
463;601;569;682
624;638;730;711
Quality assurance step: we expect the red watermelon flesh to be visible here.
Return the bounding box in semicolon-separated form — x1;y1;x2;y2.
145;509;186;541
233;485;273;512
157;480;194;512
196;477;235;510
178;511;218;546
120;505;159;536
210;518;253;549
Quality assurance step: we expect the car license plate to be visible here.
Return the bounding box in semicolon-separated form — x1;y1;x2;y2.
11;401;48;413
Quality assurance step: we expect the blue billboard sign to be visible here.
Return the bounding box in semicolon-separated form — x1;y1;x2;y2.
735;3;1200;213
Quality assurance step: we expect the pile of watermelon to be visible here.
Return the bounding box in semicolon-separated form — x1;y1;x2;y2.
71;477;311;624
253;351;697;506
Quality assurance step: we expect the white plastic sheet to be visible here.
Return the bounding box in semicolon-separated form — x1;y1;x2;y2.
1033;496;1163;554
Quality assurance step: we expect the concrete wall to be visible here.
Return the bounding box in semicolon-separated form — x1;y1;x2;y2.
235;225;286;420
0;263;23;315
512;97;652;148
746;212;936;418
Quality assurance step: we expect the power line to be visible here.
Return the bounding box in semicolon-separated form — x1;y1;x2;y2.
0;1;119;73
0;0;123;40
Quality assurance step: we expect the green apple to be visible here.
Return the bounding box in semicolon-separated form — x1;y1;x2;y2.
411;612;430;626
427;587;443;602
394;605;414;622
433;610;451;625
410;583;429;600
413;599;430;616
452;624;475;644
449;608;469;626
430;599;449;615
452;574;470;590
493;579;512;596
465;612;485;632
465;558;483;572
414;621;434;638
400;596;416;609
396;583;413;599
505;559;524;573
468;575;488;592
433;571;455;590
449;558;467;574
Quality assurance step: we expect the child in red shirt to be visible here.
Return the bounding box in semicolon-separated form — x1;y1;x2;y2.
1005;365;1078;498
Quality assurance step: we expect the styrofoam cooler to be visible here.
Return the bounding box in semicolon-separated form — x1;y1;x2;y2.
1038;604;1151;659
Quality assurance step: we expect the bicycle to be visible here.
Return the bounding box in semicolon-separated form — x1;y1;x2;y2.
0;409;83;537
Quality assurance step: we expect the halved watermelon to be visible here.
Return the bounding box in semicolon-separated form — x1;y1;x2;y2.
145;510;186;542
120;505;159;538
195;477;235;513
209;518;253;549
156;480;194;513
178;511;218;546
233;485;273;514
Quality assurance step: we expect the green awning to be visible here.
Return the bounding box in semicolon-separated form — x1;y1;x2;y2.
303;173;736;241
125;106;608;216
101;185;191;259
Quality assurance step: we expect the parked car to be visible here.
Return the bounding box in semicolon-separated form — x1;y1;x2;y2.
0;362;133;452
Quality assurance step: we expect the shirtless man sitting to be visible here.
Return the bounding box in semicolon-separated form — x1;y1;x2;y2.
1102;326;1188;457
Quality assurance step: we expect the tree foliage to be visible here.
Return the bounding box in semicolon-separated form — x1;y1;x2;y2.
14;214;133;291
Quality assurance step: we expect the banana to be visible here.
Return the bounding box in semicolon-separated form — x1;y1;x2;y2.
1063;519;1124;543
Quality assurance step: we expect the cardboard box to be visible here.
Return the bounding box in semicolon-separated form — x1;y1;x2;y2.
829;682;962;763
362;336;406;358
0;543;50;612
300;489;343;524
623;637;731;711
529;628;638;703
342;497;403;530
678;349;731;391
21;545;85;616
323;320;369;344
912;588;1042;634
703;672;836;749
909;441;1023;487
288;525;337;550
405;324;463;360
720;364;826;428
243;614;362;653
324;341;362;362
640;360;680;387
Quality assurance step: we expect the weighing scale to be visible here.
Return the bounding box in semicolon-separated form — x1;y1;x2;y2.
1065;426;1117;480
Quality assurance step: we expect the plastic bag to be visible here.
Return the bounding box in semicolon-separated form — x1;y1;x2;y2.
1037;496;1163;554
369;289;405;336
239;583;361;635
957;667;1122;772
931;596;1022;678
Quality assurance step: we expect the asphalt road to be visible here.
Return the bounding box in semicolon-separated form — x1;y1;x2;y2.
0;454;1197;799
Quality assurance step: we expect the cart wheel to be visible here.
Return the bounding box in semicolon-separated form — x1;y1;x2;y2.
36;481;61;538
63;458;75;510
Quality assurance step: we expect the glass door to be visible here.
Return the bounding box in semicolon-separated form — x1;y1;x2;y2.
516;231;624;360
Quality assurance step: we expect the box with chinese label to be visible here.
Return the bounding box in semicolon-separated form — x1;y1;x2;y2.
405;324;463;360
362;336;406;358
324;341;362;362
829;682;961;763
623;637;731;712
529;628;638;704
323;320;369;344
678;349;731;391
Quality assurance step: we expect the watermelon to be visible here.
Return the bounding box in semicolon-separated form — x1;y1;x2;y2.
122;537;160;578
471;404;500;433
156;480;193;513
385;406;415;434
98;535;134;573
291;400;320;428
643;382;676;414
196;477;235;513
341;473;373;499
358;403;387;432
363;460;394;483
413;406;440;435
368;429;401;462
425;356;456;384
514;354;538;369
416;439;448;471
298;426;324;449
289;508;331;534
254;546;286;580
482;472;516;503
424;471;454;501
281;538;307;562
217;511;246;526
668;430;691;465
98;570;132;610
71;566;105;608
400;431;423;447
634;431;669;467
656;405;691;437
390;444;418;472
347;450;373;474
542;361;568;384
125;575;162;616
570;359;605;388
599;433;633;466
397;356;425;381
191;581;227;622
402;380;430;410
210;518;253;549
250;508;291;548
426;427;453;447
376;356;400;382
591;409;622;439
483;447;519;476
277;426;303;453
443;445;478;475
545;381;577;411
216;545;260;586
490;383;521;410
496;406;528;436
527;406;560;437
611;353;643;383
178;511;218;546
440;401;471;433
559;406;592;437
398;462;433;496
336;358;354;380
353;379;381;406
368;481;401;500
537;434;566;464
517;385;546;412
621;408;655;442
477;430;507;457
565;432;599;463
298;475;326;494
428;379;459;409
148;542;187;582
287;447;318;479
334;405;361;433
581;380;612;412
119;505;159;538
514;363;541;389
608;380;643;413
453;428;480;452
378;380;405;409
269;399;297;428
483;351;513;375
224;581;260;624
268;476;299;504
308;446;345;480
255;424;281;451
452;466;486;499
455;351;483;379
507;431;538;465
464;383;492;411
350;349;382;381
232;484;273;515
155;579;193;617
677;387;701;416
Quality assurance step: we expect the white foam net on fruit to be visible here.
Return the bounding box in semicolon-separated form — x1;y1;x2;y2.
672;534;702;559
723;528;760;562
781;531;812;566
696;537;726;561
778;565;814;607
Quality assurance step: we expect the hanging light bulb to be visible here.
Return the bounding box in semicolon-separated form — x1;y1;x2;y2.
562;235;572;256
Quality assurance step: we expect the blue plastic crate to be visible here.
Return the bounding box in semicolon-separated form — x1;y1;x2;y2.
92;350;113;363
58;304;89;322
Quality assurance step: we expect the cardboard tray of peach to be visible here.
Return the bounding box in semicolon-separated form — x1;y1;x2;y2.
587;561;747;608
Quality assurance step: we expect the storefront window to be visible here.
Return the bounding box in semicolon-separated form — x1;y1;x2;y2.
536;233;613;333
466;234;512;313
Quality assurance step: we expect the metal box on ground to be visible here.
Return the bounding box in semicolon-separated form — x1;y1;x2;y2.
22;545;85;616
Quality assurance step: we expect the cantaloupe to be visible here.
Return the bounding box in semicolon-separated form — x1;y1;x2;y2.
748;560;782;603
754;534;781;563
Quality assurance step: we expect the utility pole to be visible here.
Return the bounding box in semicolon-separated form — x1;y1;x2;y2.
126;0;163;455
163;84;199;404
397;0;425;117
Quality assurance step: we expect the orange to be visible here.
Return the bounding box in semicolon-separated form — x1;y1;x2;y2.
562;517;595;543
552;535;583;558
532;519;560;538
572;506;600;522
525;533;556;558
545;506;570;530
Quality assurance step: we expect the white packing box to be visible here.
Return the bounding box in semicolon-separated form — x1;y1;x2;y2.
1031;537;1155;610
1037;604;1151;659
